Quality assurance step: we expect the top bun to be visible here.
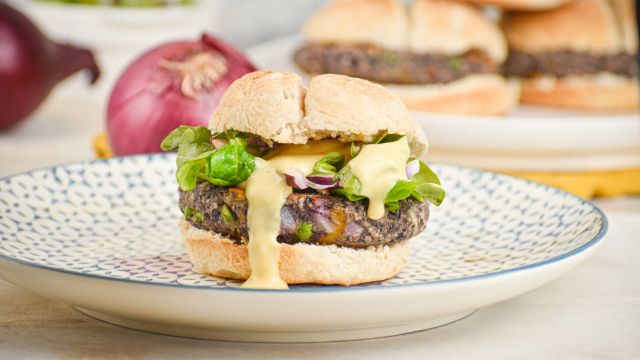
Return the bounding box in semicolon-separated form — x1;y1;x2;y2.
303;0;507;62
458;0;571;10
209;71;429;157
409;0;507;62
302;0;408;51
502;0;638;55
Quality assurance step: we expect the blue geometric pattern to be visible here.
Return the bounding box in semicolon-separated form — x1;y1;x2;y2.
0;154;606;291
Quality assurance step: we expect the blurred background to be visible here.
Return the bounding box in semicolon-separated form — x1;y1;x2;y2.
0;0;324;173
0;0;638;199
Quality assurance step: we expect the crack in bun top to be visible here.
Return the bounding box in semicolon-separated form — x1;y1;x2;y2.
208;70;429;157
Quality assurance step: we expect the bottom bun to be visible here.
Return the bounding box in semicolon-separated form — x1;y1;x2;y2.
385;74;521;116
180;219;410;286
519;74;640;112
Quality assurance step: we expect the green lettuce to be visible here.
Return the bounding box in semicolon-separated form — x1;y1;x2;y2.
311;152;345;176
333;159;444;212
373;132;404;144
332;166;366;201
161;126;255;191
385;160;445;212
161;126;213;167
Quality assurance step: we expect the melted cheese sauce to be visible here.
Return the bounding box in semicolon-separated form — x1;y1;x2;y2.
240;138;409;289
241;158;291;289
266;140;349;175
241;140;349;289
348;137;410;220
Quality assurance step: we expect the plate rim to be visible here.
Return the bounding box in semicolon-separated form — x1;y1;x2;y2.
0;153;608;293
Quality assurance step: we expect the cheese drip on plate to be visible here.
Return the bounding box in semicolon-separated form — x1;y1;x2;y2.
240;137;410;289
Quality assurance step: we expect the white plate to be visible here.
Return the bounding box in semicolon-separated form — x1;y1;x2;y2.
0;155;606;342
247;35;640;158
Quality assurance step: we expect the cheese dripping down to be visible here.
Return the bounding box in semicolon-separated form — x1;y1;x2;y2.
347;136;410;220
240;137;410;289
241;158;291;289
240;140;349;289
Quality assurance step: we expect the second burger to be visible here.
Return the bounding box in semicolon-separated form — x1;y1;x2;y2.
294;0;520;116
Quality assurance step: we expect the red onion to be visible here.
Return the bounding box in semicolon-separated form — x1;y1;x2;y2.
344;221;364;238
284;169;308;190
279;207;297;233
306;174;338;190
107;33;256;155
0;2;100;131
406;159;420;178
306;174;335;185
311;212;335;234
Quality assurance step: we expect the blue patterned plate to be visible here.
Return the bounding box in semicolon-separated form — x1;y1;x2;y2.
0;154;606;342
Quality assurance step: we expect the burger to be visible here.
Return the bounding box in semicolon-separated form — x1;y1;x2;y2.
161;70;444;289
502;0;639;111
293;0;520;116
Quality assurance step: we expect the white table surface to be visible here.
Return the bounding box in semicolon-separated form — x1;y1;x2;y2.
1;59;639;360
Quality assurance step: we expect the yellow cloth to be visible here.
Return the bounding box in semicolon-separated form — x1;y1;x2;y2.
504;169;640;199
92;133;640;200
93;133;113;159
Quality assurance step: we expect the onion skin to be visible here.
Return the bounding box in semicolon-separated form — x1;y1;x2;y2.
107;34;256;155
0;3;100;131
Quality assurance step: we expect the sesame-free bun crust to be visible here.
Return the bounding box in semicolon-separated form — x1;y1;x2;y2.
519;74;640;112
609;0;638;53
386;74;521;115
303;0;408;51
460;0;571;10
209;70;429;157
303;0;507;62
180;219;410;286
502;0;636;55
409;0;507;62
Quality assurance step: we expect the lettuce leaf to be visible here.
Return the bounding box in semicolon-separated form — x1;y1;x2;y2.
207;138;255;184
160;126;213;167
311;152;345;176
385;160;445;212
373;132;404;144
333;159;444;212
332;165;366;201
161;126;256;191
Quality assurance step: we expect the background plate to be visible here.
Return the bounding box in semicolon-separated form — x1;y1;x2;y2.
0;155;606;342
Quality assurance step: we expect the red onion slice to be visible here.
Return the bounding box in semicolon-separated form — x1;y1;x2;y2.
306;174;338;190
284;169;308;189
406;159;420;179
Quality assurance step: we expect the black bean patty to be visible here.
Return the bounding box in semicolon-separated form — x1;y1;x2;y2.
179;182;429;248
294;43;498;85
503;50;638;78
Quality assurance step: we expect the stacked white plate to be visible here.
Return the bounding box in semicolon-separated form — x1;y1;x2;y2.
248;36;640;172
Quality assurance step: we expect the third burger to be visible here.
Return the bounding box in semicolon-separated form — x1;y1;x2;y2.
501;0;639;112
